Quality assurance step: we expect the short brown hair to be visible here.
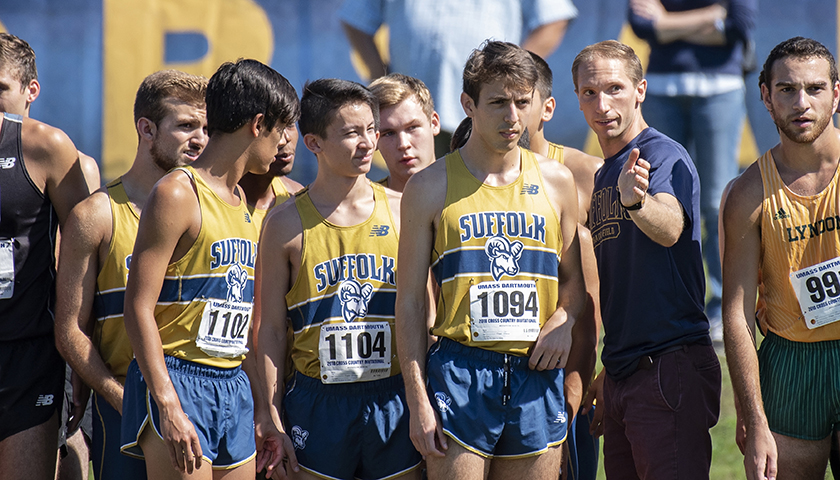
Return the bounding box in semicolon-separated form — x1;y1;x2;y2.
463;40;537;104
572;40;643;90
529;51;553;101
134;70;208;125
0;33;37;88
369;73;435;120
760;37;839;91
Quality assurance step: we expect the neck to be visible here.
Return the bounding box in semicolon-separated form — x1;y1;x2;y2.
120;149;171;212
461;134;521;178
600;117;648;159
190;133;252;192
387;173;409;193
239;173;277;209
529;131;550;157
775;125;840;173
309;168;371;207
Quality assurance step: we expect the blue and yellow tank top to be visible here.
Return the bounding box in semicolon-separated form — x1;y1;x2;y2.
547;142;565;164
92;178;138;384
286;182;400;383
432;149;562;356
250;177;294;230
156;166;259;368
758;151;840;342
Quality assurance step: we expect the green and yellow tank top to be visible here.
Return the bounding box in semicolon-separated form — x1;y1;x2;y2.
758;151;840;341
249;177;294;230
155;166;259;368
92;178;138;384
432;149;562;356
286;182;400;383
547;142;565;164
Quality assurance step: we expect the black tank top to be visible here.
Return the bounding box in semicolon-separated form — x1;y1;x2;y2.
0;114;58;341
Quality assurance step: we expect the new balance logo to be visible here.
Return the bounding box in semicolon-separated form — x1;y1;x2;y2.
369;225;390;237
244;212;252;223
774;208;790;220
520;184;539;195
0;157;16;169
553;411;567;424
35;394;54;407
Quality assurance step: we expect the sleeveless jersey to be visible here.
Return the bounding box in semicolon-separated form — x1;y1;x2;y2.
249;177;293;230
376;176;390;188
547;142;565;164
0;114;59;341
757;151;840;342
155;166;259;368
91;178;138;383
431;149;562;356
286;182;400;382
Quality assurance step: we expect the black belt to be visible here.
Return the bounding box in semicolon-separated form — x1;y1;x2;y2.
635;344;689;371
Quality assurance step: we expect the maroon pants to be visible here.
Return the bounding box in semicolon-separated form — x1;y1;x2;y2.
602;343;721;480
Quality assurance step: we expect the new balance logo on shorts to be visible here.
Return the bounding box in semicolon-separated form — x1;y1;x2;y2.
35;394;54;407
369;225;390;237
0;157;16;169
520;184;539;195
553;411;567;424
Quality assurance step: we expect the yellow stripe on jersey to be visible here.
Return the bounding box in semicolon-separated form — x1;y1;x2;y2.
758;151;840;341
285;182;401;380
547;142;565;164
155;166;259;368
432;148;562;356
250;177;295;231
92;177;138;385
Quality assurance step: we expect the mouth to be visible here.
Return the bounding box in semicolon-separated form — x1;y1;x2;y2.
499;129;519;140
399;155;417;165
183;149;200;161
595;118;617;127
791;116;813;128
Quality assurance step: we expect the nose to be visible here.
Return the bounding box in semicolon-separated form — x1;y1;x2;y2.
361;129;377;150
595;93;609;114
397;131;411;151
793;88;811;111
504;102;519;124
193;127;209;149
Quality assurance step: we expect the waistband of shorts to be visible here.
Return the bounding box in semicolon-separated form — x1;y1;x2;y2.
164;355;242;379
291;370;405;395
764;330;840;351
432;337;532;370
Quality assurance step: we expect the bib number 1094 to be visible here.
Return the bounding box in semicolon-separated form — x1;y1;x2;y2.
469;281;540;342
474;290;538;318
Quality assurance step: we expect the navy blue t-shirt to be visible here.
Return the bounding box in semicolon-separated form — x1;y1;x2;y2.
590;128;709;380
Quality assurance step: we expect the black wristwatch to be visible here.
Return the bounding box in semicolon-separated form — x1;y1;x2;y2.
623;193;645;211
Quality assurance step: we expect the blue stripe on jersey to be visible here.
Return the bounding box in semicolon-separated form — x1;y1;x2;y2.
158;276;255;303
94;290;125;320
432;248;559;284
288;289;396;331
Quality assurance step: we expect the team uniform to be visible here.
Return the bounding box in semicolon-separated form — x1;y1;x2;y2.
249;176;294;228
121;166;259;468
546;140;599;479
590;127;720;479
84;178;147;479
283;181;421;480
755;151;840;440
428;148;567;458
0;113;65;441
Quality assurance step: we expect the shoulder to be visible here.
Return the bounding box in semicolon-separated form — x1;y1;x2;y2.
562;147;603;180
64;189;112;245
262;195;303;247
20;117;78;166
280;176;304;195
536;151;575;189
723;161;763;226
79;151;101;192
637;129;690;163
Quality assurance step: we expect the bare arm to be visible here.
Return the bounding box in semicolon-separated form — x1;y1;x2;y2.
55;193;124;411
254;204;301;479
341;22;388;80
123;172;203;473
396;165;448;458
618;148;685;247
721;164;777;480
521;19;570;58
630;0;726;45
564;147;603;225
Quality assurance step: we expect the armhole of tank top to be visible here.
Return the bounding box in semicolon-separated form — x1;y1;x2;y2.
374;182;400;242
757;155;771;237
530;149;562;231
285;193;308;301
105;187;119;261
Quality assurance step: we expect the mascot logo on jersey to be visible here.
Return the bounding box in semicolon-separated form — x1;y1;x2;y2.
225;264;248;303
485;236;524;281
339;279;374;323
290;425;309;450
434;392;452;414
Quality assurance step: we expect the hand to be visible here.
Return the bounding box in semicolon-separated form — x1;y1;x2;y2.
255;419;299;480
618;148;650;208
581;369;605;437
159;405;203;473
66;370;91;435
629;0;666;22
529;313;574;371
409;397;448;458
744;423;777;480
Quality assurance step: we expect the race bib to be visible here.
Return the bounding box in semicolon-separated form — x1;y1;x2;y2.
0;239;14;299
790;257;840;329
318;321;391;384
469;280;540;342
195;300;251;357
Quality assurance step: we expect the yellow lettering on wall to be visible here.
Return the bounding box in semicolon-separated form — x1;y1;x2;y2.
103;0;273;180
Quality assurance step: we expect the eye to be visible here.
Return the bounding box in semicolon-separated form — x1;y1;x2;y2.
381;130;395;137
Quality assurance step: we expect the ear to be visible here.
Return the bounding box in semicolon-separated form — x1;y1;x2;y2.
249;113;265;138
25;79;39;104
430;111;441;136
833;80;840;114
303;133;323;154
461;92;476;118
541;96;556;123
635;79;647;104
137;117;156;142
761;83;772;112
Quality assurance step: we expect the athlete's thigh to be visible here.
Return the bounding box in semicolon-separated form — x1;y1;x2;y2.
0;411;59;480
426;441;489;480
212;459;255;480
487;445;563;480
139;425;212;480
773;431;831;480
288;468;330;480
